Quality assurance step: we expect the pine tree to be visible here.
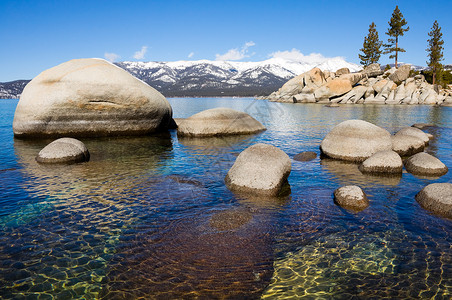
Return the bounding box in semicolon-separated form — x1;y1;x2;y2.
359;22;383;66
384;6;409;68
426;20;444;85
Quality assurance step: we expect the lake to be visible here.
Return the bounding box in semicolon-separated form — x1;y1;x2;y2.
1;97;452;299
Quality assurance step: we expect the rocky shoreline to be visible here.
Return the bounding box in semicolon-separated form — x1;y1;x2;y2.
264;64;452;106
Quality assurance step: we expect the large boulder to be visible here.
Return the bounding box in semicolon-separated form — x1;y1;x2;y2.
362;63;383;77
335;68;350;76
314;78;353;100
389;65;411;84
395;127;430;145
391;134;425;157
415;183;452;219
404;152;448;177
225;143;291;196
320;120;393;162
13;58;173;138
36;138;90;164
359;150;403;174
177;108;266;137
334;186;369;211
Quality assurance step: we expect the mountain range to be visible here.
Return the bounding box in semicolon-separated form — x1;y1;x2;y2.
1;59;449;99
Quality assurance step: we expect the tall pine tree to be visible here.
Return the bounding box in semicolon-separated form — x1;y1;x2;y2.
426;20;444;85
359;22;383;66
384;6;409;68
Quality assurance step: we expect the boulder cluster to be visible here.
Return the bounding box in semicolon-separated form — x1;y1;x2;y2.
266;64;452;106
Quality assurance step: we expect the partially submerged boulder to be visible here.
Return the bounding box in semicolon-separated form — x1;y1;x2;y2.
13;58;173;138
225;143;291;196
320;120;392;162
293;151;317;162
391;134;425;157
359;150;403;174
404;152;448;177
416;183;452;219
395;127;430;145
177;108;266;137
334;186;369;212
36;138;90;164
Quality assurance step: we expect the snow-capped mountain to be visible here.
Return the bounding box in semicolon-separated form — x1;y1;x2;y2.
115;58;361;97
1;58;361;98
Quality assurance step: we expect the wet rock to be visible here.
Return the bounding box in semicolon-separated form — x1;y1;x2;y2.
395;127;430;145
225;143;291;196
391;134;425;157
293;151;317;162
412;123;435;130
334;186;369;211
13;58;172;138
416;183;452;219
359;150;403;174
209;208;253;231
404;152;448;177
36;138;90;164
177;108;266;137
320;120;392;162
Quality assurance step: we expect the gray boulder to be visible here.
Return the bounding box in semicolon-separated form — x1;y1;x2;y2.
362;63;383;77
335;68;350;76
395;127;429;145
412;123;435;129
415;183;452;219
404;152;448;177
389;65;411;84
225;143;291;196
320;120;393;162
36;138;90;164
359;150;403;174
391;134;425;156
177;108;266;137
334;186;369;211
13;58;172;138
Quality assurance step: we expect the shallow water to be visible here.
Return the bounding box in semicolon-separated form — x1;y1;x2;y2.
0;98;452;299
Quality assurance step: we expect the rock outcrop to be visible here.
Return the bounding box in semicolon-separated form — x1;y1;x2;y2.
334;186;369;211
320;120;392;162
416;183;452;219
267;64;451;105
225;143;291;196
177;108;266;137
13;58;173;138
36;138;90;164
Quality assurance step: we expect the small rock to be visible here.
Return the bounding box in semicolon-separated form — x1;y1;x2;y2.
36;138;90;164
334;186;369;211
225;143;291;196
416;183;452;219
412;123;435;129
391;135;425;157
395;127;430;145
359;150;403;174
293;151;317;162
325;103;339;107
404;152;448;177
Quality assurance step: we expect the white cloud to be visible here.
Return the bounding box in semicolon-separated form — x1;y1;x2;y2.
133;46;148;60
269;48;340;65
104;52;121;62
215;41;256;61
188;52;194;58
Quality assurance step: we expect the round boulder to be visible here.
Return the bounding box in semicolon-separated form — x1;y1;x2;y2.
13;58;173;138
177;108;266;137
416;183;452;219
293;151;317;162
320;120;393;162
404;152;448;177
395;127;429;145
359;150;403;174
334;186;369;212
36;138;90;164
391;134;425;157
225;143;291;196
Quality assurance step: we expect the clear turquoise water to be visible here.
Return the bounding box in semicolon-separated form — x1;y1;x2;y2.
0;98;452;299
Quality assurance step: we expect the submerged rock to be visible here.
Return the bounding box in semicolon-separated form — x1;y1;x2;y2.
334;185;369;211
225;143;291;196
359;150;403;174
209;207;253;231
293;151;317;162
36;138;90;164
416;183;452;219
320;120;392;162
177;108;266;137
404;152;448;177
13;58;173;138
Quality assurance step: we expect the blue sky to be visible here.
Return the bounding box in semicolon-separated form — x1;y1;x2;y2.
0;0;450;81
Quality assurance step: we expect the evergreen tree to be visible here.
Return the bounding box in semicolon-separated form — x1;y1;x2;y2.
426;20;444;85
384;6;409;68
359;22;383;66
